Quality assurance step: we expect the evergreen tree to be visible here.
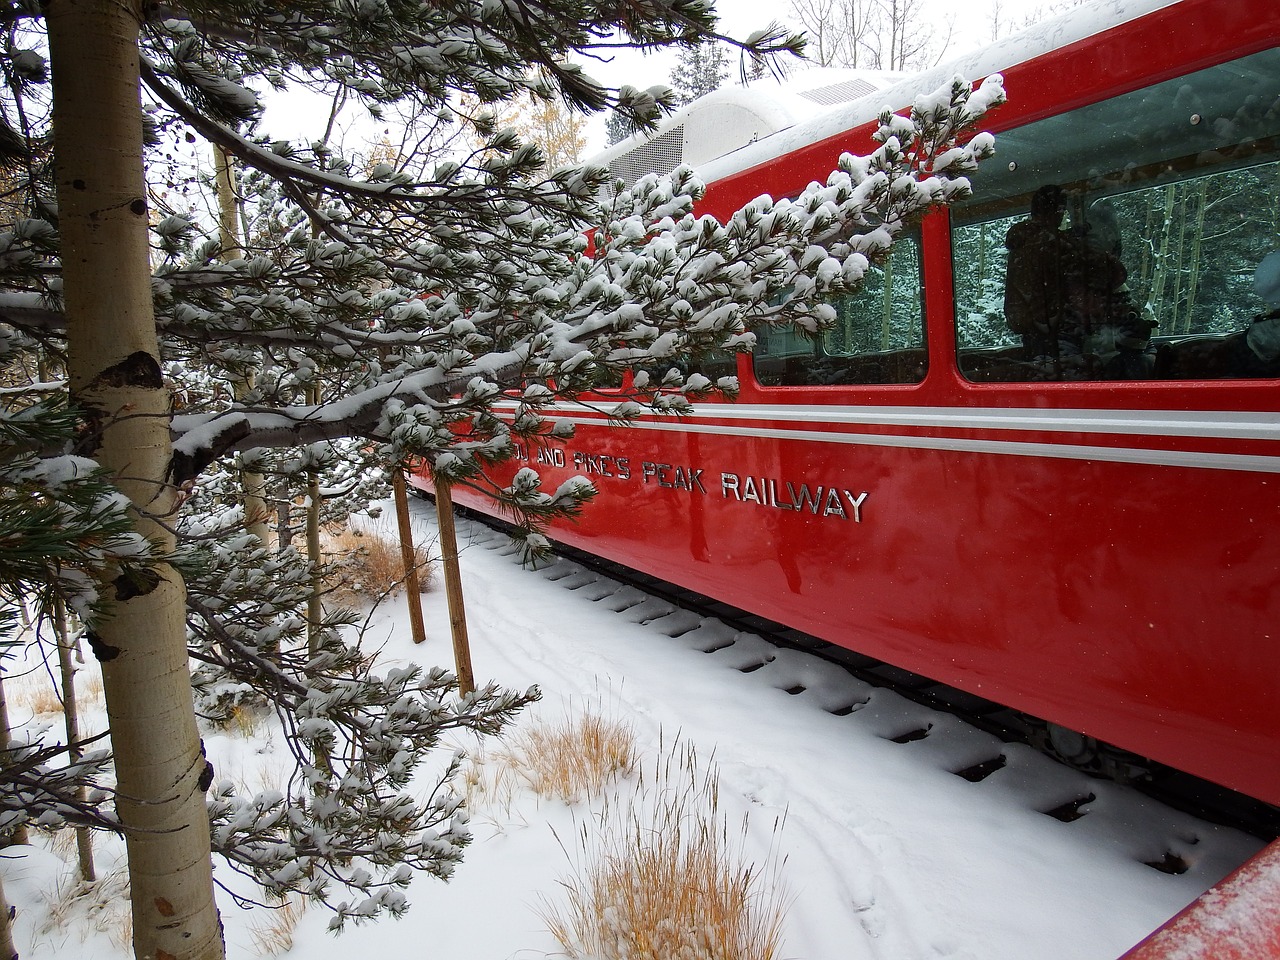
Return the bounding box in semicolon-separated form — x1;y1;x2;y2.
670;40;731;104
0;0;1004;956
605;109;641;146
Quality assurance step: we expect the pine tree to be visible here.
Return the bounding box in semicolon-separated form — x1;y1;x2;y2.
605;109;640;145
670;40;731;104
0;1;1004;956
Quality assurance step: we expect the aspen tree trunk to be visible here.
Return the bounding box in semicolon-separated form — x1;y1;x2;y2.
46;3;224;958
1150;186;1177;327
0;671;29;847
1182;180;1208;329
53;598;95;882
0;872;16;960
213;148;270;546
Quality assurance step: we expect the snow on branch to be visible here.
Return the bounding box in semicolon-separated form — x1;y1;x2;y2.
162;73;1002;490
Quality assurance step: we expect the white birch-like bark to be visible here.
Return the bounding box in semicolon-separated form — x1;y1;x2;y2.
0;872;17;960
213;147;271;547
46;2;224;958
53;598;96;883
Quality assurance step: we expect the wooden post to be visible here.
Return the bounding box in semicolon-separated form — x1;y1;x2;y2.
433;480;475;696
392;468;427;645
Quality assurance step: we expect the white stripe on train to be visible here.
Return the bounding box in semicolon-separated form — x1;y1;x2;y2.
529;408;1280;473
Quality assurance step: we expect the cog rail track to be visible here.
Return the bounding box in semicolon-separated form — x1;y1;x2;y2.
437;496;1280;847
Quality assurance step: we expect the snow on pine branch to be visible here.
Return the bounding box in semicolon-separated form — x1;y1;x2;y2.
162;72;1003;483
177;524;539;926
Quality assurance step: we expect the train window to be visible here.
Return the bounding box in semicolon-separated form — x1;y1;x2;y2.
753;233;925;386
633;347;738;389
952;46;1280;383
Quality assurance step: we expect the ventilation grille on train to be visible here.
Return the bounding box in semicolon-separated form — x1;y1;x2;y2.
607;125;685;187
797;78;879;105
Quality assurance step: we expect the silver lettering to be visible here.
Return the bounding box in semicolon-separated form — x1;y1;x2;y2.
844;490;869;523
823;487;847;519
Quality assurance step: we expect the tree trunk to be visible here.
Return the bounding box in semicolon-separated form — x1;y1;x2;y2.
1149;185;1177;328
0;871;17;960
1182;179;1208;330
53;598;95;883
433;481;475;696
305;389;324;655
879;254;894;349
0;671;29;848
213;147;270;547
392;468;427;645
46;3;224;958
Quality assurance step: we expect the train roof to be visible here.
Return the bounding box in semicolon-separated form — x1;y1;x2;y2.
589;0;1183;189
590;67;904;189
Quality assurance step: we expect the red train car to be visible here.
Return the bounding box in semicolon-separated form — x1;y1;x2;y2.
415;0;1280;807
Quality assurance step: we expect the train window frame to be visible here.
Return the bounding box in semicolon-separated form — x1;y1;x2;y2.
752;230;927;387
950;46;1280;385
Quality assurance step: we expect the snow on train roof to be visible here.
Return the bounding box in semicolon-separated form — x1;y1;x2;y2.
591;0;1181;189
590;67;903;189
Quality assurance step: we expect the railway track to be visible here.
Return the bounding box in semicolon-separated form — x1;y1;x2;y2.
433;495;1280;856
554;548;1280;846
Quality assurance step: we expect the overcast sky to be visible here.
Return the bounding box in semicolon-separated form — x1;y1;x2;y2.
258;0;1059;159
573;0;1050;152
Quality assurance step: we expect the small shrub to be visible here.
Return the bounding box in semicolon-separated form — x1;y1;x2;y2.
505;711;639;804
5;649;104;719
7;669;63;716
38;867;131;948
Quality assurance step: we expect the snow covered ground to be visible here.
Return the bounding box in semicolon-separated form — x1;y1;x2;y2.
0;497;1264;960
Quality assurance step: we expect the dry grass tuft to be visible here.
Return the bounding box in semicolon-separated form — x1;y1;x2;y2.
6;659;104;718
39;822;79;861
457;711;637;833
248;895;307;957
224;702;266;738
38;867;131;948
506;711;640;804
540;736;790;960
455;741;529;829
322;526;434;604
7;670;62;716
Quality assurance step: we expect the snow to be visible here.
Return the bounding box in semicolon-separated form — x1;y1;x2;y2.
0;498;1265;960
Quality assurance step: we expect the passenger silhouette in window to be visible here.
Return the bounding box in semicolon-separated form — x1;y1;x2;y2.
1237;249;1280;374
1004;187;1151;379
1003;185;1071;364
1067;201;1155;379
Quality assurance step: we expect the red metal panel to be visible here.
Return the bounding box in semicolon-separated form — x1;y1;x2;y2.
416;0;1280;807
430;398;1280;805
1121;840;1280;959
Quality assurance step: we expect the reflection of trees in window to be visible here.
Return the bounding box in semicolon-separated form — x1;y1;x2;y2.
955;159;1280;348
953;217;1016;349
1110;161;1280;337
822;237;923;356
755;234;926;385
